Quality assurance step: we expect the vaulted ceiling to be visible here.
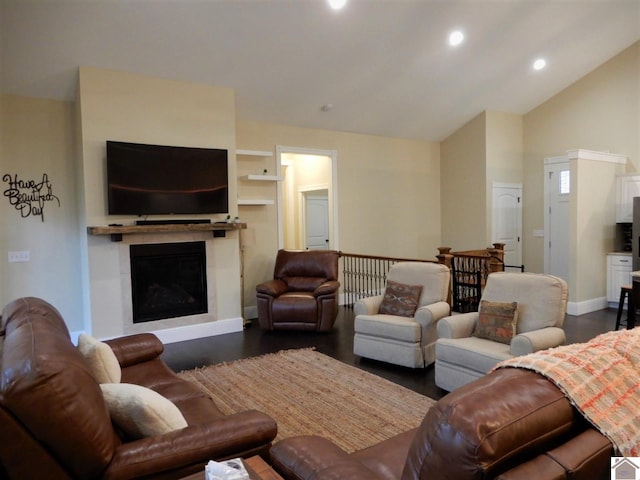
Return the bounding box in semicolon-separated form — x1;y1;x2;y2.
1;0;638;141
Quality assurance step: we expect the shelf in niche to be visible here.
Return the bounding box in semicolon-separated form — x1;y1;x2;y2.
237;149;273;157
240;174;283;182
237;199;274;206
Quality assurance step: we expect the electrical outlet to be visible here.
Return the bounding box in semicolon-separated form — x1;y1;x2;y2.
8;250;30;263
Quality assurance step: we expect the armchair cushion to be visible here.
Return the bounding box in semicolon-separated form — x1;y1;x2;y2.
284;276;327;292
78;333;122;384
473;300;518;344
100;383;188;439
378;280;423;317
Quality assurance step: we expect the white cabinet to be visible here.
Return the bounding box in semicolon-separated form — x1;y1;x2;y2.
607;253;632;303
616;174;640;222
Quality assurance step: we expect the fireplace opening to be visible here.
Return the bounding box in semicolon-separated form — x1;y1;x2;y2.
130;241;208;323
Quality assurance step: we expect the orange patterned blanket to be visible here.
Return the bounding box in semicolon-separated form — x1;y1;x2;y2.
494;328;640;456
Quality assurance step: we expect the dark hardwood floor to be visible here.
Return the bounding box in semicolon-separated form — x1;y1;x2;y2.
161;306;619;401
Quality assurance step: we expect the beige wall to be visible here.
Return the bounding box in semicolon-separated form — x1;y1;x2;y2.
77;67;241;338
571;156;623;305
440;110;523;251
485;111;524;247
440;112;487;249
523;42;640;274
237;119;441;312
0;94;84;329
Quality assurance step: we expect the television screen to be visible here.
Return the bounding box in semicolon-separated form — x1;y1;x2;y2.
106;141;228;215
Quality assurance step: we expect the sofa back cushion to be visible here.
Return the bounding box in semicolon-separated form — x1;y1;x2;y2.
0;297;118;479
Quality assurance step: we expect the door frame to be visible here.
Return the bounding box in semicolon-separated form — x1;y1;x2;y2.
276;145;339;251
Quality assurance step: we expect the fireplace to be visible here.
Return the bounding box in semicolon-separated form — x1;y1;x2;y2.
130;241;208;323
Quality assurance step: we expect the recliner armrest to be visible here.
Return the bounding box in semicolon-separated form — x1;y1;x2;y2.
436;312;477;339
106;333;164;367
270;436;379;480
256;279;289;297
510;327;566;356
314;280;340;297
104;410;277;480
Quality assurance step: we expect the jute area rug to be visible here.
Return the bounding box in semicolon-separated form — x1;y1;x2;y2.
178;348;436;453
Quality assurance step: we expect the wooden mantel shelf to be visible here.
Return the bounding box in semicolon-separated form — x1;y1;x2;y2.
87;222;247;241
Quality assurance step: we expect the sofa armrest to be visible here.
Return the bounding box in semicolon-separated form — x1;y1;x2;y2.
256;279;288;297
270;436;379;480
354;295;383;316
314;280;340;297
105;333;164;368
496;429;612;480
510;327;566;356
415;301;451;326
104;410;277;480
436;312;477;339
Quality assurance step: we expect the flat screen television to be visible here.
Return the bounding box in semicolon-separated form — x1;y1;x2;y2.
106;141;229;216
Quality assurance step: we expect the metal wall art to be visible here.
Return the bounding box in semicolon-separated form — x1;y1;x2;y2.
3;173;60;222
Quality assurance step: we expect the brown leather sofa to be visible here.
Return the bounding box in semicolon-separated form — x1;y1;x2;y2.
269;368;613;480
0;297;277;479
256;249;340;332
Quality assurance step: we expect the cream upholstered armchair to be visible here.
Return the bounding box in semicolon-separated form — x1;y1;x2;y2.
435;271;568;391
353;262;451;368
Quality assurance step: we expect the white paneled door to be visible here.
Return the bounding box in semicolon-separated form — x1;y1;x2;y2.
492;183;522;269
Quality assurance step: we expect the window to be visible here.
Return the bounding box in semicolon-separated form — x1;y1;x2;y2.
559;170;570;195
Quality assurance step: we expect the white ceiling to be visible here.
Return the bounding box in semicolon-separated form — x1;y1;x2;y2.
1;0;639;142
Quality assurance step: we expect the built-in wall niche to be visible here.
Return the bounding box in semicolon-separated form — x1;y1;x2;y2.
237;149;282;205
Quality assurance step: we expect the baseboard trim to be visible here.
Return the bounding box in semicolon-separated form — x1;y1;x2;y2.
151;317;244;344
243;305;258;321
567;296;608;316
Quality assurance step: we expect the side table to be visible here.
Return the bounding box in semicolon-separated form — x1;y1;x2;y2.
180;456;284;480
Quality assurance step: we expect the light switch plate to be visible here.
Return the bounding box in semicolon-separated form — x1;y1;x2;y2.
8;250;30;263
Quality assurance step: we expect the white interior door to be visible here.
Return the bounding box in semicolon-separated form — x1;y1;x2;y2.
492;183;522;269
305;194;329;250
544;160;570;282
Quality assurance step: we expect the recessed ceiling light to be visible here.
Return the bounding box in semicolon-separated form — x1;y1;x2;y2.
328;0;347;10
533;58;547;71
449;30;464;47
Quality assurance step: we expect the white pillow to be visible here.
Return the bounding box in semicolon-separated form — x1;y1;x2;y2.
77;333;122;384
100;383;188;439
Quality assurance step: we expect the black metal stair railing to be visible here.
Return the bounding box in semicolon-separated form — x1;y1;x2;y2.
338;252;437;306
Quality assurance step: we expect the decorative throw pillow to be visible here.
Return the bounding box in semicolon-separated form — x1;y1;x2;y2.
100;383;188;439
378;280;423;317
77;333;122;384
473;300;519;344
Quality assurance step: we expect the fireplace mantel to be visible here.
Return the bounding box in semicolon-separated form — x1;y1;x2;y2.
87;222;247;241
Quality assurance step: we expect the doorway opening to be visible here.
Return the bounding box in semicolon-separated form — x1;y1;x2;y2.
276;146;338;251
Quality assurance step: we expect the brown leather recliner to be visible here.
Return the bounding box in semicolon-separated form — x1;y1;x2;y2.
256;249;340;332
0;297;278;479
269;368;613;480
